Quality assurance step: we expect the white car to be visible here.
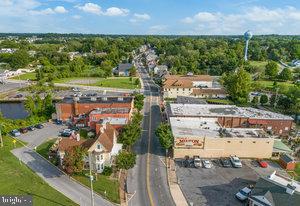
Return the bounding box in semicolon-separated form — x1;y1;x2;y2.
230;155;242;168
235;187;251;201
193;156;202;168
202;160;212;169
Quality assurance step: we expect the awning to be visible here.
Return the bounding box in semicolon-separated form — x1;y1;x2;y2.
273;140;293;153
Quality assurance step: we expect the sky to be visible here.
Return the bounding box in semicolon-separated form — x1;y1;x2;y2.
0;0;300;35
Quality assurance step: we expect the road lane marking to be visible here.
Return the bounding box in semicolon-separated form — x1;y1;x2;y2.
146;93;155;206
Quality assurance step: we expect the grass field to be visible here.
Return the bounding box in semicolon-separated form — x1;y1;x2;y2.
54;77;140;89
73;173;120;204
255;80;295;92
206;99;234;105
11;72;37;81
249;61;268;70
0;136;76;206
36;138;56;159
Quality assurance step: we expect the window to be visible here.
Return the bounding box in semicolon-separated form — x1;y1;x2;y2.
267;126;272;130
97;164;100;170
177;88;179;91
240;141;243;143
101;164;104;169
285;127;289;131
227;141;231;143
100;154;103;160
92;116;96;121
96;155;100;161
97;144;101;150
182;88;185;91
253;141;256;143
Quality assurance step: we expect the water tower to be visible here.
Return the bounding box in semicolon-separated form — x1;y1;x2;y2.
244;30;253;61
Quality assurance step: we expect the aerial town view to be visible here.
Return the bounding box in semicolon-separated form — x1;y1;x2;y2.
0;0;300;206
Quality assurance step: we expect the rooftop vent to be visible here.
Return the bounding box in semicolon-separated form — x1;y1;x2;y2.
286;183;296;195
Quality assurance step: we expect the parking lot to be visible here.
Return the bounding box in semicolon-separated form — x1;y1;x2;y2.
16;122;66;148
175;158;288;206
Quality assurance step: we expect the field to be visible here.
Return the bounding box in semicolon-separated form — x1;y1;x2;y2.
36;138;56;159
255;80;295;92
206;98;234;105
11;72;37;81
54;77;140;89
73;173;120;204
249;61;268;70
0;136;76;206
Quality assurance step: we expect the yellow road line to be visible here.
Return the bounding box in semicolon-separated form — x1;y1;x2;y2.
146;94;155;206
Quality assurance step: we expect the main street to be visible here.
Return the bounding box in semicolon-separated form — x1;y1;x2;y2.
126;67;174;206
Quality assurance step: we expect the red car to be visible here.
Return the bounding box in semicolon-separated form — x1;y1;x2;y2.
257;159;268;168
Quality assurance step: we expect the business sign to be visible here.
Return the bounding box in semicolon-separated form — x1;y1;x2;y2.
175;138;203;148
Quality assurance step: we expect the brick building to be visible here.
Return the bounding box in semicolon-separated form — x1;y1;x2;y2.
56;96;134;123
167;104;294;135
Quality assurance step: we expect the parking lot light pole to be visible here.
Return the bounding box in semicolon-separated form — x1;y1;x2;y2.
88;152;95;206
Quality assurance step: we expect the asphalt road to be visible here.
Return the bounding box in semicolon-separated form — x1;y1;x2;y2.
127;67;174;206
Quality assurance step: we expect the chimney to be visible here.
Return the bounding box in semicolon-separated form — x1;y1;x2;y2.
286;183;296;195
73;98;79;115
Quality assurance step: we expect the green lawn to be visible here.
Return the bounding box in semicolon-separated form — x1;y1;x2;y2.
73;173;120;204
206;99;234;105
11;72;37;81
249;61;268;70
36;138;56;159
0;136;77;206
255;80;295;92
54;77;140;89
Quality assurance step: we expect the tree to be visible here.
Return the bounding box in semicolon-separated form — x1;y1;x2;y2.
252;96;259;105
116;151;136;170
134;94;145;112
260;94;269;105
155;123;173;150
129;67;137;77
135;78;140;86
222;68;252;104
270;94;277;107
44;93;55;118
265;61;279;79
24;96;36;115
278;68;293;81
63;146;87;175
9;49;30;69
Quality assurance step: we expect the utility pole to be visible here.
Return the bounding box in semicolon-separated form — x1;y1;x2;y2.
88;152;95;206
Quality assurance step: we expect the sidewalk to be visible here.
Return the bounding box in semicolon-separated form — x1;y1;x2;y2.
167;158;189;206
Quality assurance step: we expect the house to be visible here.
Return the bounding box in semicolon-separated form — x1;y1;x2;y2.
248;171;300;206
57;123;122;173
113;63;133;76
162;74;226;99
279;154;296;170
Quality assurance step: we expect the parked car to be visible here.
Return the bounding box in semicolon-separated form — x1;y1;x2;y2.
60;129;73;137
235;187;252;201
230;155;242;168
27;126;35;131
257;159;268;168
193;156;202;168
72;87;80;92
35;124;44;129
220;158;231;167
19;127;28;133
55;119;63;125
202;160;212;169
183;155;192;167
14;94;23;98
11;129;21;137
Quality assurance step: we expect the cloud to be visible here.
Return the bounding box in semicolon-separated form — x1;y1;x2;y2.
54;6;68;14
76;3;101;15
72;15;81;19
76;3;129;16
181;6;300;34
130;13;151;23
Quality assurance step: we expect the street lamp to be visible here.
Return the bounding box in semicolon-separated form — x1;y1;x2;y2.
88;152;95;206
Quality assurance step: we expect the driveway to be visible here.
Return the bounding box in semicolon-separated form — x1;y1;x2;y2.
16;122;66;149
12;147;114;206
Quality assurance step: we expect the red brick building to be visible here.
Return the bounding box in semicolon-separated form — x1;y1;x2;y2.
56;96;134;123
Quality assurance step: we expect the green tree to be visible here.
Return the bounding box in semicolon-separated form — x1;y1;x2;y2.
24;96;36;115
260;94;269;105
265;61;279;79
155;123;173;150
134;94;145;112
270;94;277;107
135;78;140;86
63;146;87;175
252;96;259;105
129;67;137;77
278;68;293;81
222;68;252;104
9;49;30;69
116;151;136;170
44;93;55;118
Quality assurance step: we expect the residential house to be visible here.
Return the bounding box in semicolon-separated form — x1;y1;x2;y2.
162;74;226;99
113;63;133;76
57;123;122;173
248;171;300;206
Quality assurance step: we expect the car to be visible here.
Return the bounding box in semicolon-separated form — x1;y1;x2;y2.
19;127;28;133
14;94;23;98
230;155;242;168
193;156;202;168
257;159;268;168
220;158;231;167
202;160;212;169
27;126;35;131
235;187;252;201
60;129;73;137
72;87;80;92
11;129;21;137
55;119;63;125
35;124;44;129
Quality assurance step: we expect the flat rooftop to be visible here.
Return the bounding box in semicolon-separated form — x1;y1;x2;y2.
100;117;128;125
170;117;270;139
90;107;130;114
59;96;133;104
168;104;293;120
